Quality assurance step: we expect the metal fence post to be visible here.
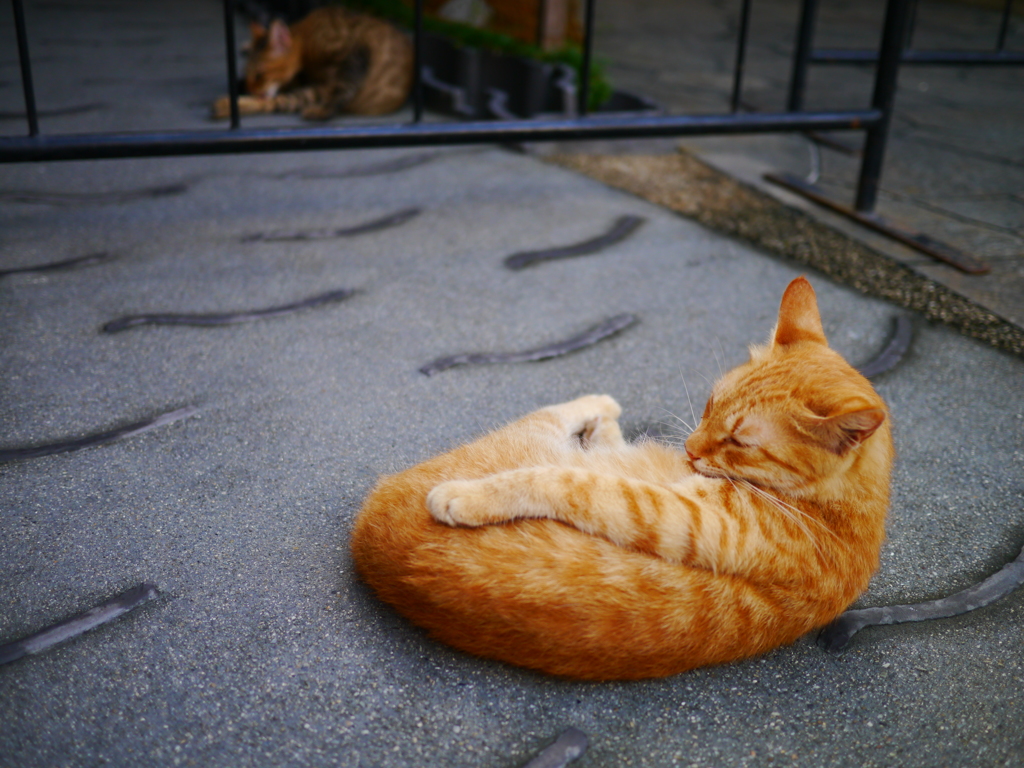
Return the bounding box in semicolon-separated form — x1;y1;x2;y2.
786;0;819;112
222;0;241;129
730;0;753;112
578;0;596;116
413;0;424;122
997;0;1015;50
855;0;913;213
11;0;39;136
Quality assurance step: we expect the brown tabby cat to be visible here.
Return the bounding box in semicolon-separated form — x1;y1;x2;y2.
350;278;894;680
212;7;413;120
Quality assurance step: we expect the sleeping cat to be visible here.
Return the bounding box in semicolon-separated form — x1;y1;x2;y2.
350;278;894;680
212;7;413;120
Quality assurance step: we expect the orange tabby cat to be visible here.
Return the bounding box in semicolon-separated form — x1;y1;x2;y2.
350;278;893;680
213;7;412;120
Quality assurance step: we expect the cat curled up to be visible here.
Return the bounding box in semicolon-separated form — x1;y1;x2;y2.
351;278;894;680
213;7;412;120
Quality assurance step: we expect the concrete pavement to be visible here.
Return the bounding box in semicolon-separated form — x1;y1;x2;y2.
1;1;1023;766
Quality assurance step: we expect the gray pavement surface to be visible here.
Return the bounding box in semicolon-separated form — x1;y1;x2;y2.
585;0;1024;332
2;1;1024;767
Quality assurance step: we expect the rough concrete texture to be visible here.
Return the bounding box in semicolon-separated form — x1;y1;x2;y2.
582;0;1024;332
2;143;1024;767
2;1;1024;767
544;151;1024;355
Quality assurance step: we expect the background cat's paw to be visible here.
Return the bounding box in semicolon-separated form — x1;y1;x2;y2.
211;96;231;120
427;481;487;527
300;105;334;121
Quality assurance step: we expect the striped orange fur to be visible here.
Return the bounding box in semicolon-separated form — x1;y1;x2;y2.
350;278;893;680
213;7;412;120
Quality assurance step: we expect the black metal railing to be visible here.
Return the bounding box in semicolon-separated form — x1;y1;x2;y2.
0;0;908;223
789;0;1022;114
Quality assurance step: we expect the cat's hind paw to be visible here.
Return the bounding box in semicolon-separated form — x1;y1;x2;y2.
570;394;622;421
427;480;490;527
554;395;624;448
579;415;625;449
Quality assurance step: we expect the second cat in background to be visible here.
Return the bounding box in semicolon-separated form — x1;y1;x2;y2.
213;6;413;120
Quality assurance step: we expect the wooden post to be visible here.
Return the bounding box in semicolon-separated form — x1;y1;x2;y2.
538;0;569;50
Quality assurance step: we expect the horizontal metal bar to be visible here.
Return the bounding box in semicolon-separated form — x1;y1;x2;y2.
0;109;882;163
812;48;1024;65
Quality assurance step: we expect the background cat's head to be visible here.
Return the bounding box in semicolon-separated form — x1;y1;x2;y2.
685;277;891;496
244;20;302;98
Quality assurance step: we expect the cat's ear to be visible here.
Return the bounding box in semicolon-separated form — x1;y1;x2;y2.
249;21;266;40
803;407;885;455
772;277;827;347
269;19;292;55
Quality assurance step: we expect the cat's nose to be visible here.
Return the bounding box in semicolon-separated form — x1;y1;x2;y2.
685;445;699;462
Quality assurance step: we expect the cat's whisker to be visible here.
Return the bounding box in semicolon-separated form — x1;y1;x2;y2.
659;438;692;451
740;480;812;533
741;480;825;560
739;480;850;566
653;434;688;448
639;432;680;448
715;336;730;379
650;428;694;448
678;371;699;434
664;414;694;433
657;409;695;435
740;480;833;536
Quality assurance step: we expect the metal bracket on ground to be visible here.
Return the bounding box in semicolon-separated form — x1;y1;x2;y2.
763;171;991;275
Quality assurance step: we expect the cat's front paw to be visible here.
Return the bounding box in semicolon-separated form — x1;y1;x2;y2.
427;480;490;527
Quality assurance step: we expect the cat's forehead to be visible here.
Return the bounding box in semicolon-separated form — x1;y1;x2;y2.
711;364;750;397
712;360;781;401
709;359;809;419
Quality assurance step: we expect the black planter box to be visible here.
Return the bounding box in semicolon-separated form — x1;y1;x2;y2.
420;33;658;119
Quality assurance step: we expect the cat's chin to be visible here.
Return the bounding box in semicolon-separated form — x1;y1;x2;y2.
691;461;725;480
691;463;748;486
